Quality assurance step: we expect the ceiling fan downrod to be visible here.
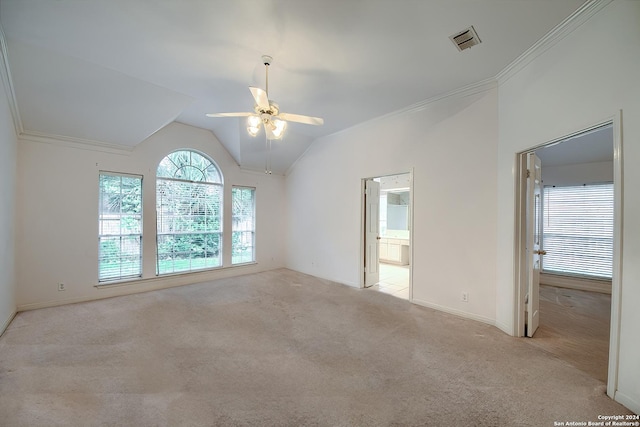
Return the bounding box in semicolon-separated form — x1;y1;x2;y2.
262;55;272;98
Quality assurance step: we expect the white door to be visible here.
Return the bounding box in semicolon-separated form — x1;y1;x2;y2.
526;153;544;337
364;179;381;287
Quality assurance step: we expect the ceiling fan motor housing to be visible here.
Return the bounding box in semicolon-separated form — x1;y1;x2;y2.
255;101;279;117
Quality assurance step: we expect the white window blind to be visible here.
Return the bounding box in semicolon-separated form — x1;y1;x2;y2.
231;186;256;265
542;183;613;279
156;150;223;275
98;172;143;282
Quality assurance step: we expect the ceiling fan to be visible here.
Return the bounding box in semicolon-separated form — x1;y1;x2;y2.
206;55;324;140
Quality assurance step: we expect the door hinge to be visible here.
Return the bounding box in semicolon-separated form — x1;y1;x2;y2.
526;169;531;178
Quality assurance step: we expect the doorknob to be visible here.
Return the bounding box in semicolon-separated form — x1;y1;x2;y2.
533;250;547;255
376;236;381;240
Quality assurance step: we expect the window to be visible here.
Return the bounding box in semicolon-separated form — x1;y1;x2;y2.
542;183;613;279
98;172;143;282
156;150;223;274
232;186;256;264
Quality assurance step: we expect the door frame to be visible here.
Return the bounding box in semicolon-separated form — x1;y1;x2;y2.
360;169;414;301
363;178;381;287
525;152;542;337
513;112;623;399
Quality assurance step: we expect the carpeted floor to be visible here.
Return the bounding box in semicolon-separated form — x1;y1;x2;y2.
0;269;631;426
528;285;611;383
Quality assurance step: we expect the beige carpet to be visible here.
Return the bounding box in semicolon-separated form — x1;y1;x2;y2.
528;285;611;383
0;269;631;426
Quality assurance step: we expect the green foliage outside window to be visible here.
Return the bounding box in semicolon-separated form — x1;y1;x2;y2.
156;150;223;274
98;173;142;282
232;187;255;264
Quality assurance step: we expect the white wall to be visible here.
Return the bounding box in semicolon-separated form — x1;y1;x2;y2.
542;160;613;187
0;60;17;334
496;0;640;412
16;122;286;310
286;88;499;324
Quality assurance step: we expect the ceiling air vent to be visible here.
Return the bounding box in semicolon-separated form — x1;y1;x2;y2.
450;26;482;52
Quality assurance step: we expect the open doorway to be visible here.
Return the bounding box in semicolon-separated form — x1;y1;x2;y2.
514;118;622;397
362;172;412;300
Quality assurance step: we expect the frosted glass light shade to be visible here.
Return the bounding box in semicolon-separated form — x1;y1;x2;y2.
272;119;287;139
247;115;261;137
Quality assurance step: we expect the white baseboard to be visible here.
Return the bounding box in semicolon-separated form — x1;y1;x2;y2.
541;273;611;294
0;310;17;337
494;320;515;336
17;263;278;312
613;390;640;415
411;297;495;327
284;266;360;289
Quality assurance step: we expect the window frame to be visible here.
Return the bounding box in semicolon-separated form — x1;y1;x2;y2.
98;171;143;284
155;150;224;275
542;182;614;280
231;186;256;265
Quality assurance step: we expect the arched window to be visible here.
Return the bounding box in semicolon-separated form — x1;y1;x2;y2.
156;150;223;274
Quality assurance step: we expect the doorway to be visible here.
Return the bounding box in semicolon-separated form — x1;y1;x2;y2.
514;117;622;398
362;172;413;300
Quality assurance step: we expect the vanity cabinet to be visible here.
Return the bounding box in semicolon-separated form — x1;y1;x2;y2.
379;238;409;265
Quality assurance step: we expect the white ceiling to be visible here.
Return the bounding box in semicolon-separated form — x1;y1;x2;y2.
536;125;613;167
0;0;588;174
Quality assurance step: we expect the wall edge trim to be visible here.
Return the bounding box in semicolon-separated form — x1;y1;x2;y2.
496;0;614;85
284;267;360;289
540;273;611;294
17;264;278;312
411;297;496;327
19;130;134;155
612;391;639;416
0;310;17;337
494;320;514;336
312;78;497;148
0;24;23;135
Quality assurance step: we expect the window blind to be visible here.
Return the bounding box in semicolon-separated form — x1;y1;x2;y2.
98;172;143;282
156;150;223;275
542;183;613;279
231;186;256;265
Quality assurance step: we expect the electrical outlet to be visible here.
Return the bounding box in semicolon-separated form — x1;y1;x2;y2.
58;283;65;291
461;292;469;302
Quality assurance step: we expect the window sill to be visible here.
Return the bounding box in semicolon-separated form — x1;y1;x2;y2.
230;261;257;267
95;262;258;289
540;272;611;294
96;276;143;288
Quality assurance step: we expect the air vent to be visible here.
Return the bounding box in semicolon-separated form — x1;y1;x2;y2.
450;26;482;52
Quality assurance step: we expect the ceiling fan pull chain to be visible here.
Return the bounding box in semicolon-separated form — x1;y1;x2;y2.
265;134;269;174
264;133;272;174
268;138;273;175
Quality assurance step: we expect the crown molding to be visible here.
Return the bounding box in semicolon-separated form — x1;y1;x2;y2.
19;130;134;155
285;76;497;177
402;77;497;116
496;0;614;85
320;77;498;143
0;23;23;135
3;0;612;163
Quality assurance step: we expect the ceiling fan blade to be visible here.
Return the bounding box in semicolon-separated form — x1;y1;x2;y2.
278;112;324;126
205;112;254;118
249;87;270;111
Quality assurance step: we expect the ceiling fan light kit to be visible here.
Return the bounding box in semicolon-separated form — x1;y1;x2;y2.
247;115;261;136
206;55;323;141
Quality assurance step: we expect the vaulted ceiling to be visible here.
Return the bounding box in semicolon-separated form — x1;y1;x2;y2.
1;0;587;174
